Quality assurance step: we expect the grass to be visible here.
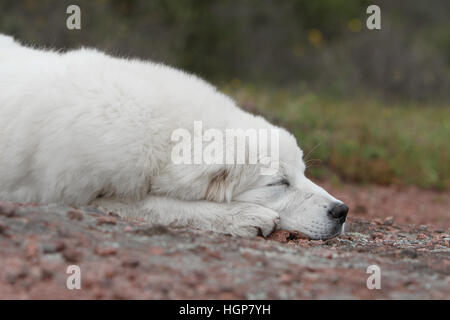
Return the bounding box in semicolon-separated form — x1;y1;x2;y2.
222;84;450;190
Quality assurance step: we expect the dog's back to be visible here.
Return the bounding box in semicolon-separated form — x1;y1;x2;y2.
0;34;16;47
0;34;261;206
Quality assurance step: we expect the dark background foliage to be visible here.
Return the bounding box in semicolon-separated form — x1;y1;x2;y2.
1;0;449;101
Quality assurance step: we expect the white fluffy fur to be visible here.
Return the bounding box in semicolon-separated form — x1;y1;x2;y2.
0;34;346;239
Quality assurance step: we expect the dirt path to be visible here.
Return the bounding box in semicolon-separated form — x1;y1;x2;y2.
0;185;448;300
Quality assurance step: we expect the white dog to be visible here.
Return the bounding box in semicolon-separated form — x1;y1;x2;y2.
0;34;348;239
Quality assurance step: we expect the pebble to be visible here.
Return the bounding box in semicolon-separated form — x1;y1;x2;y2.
6;268;28;284
97;216;118;225
95;246;118;256
40;268;54;280
108;211;121;218
267;229;309;242
416;233;427;240
25;238;39;259
42;241;65;254
122;257;140;268
383;216;395;226
62;247;83;263
0;203;16;217
374;219;383;225
371;232;384;240
0;223;8;235
67;209;84;220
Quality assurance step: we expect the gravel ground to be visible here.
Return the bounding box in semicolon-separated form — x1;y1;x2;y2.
0;186;449;299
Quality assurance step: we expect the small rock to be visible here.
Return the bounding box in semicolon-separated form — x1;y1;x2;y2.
296;239;311;247
108;211;120;218
278;273;297;284
267;230;290;243
6;268;28;284
0;202;16;217
67;209;84;220
97;216;117;225
374;218;383;225
325;238;340;246
42;241;65;254
25;238;39;259
95;246;117;256
416;233;427;240
122;257;140;268
268;229;309;243
62;248;83;263
383;216;395;226
40;268;54;280
290;230;310;240
112;284;133;299
371;232;384;240
340;234;353;241
0;223;9;235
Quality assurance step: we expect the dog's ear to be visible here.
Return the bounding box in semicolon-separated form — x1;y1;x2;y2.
205;169;232;202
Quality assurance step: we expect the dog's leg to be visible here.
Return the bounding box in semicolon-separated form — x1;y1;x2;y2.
92;196;280;237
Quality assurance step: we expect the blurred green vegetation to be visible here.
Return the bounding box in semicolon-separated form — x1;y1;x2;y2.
224;85;450;190
0;0;449;189
1;0;449;101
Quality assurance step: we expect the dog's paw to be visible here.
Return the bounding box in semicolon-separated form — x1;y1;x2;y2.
223;203;280;238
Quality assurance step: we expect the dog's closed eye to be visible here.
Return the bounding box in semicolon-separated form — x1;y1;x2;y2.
267;179;290;187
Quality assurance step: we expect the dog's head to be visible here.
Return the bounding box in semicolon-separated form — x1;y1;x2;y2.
159;120;348;240
204;128;348;240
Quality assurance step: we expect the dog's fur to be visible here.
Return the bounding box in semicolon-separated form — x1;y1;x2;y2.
0;35;346;239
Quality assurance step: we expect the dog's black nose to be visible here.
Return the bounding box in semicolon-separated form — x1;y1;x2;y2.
328;203;349;223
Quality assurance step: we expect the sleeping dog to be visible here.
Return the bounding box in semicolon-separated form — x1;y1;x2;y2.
0;35;348;239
